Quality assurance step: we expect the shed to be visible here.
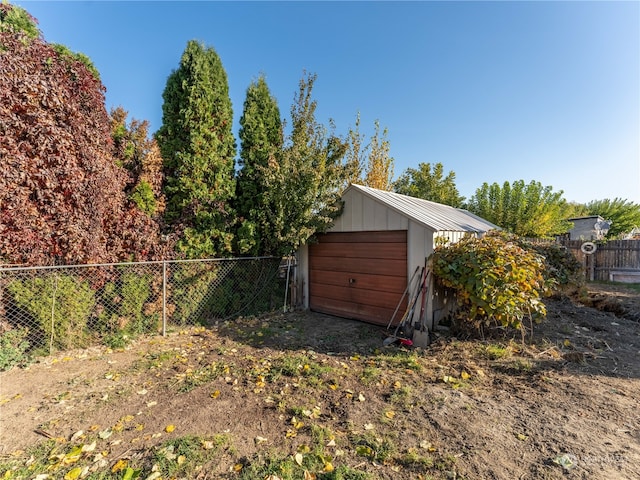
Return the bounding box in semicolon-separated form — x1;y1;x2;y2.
296;184;498;334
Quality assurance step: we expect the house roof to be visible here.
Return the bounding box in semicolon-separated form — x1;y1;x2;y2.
345;184;499;233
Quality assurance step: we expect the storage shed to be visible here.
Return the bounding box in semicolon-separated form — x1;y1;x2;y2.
296;184;498;333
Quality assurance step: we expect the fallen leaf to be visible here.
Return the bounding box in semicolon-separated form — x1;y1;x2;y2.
63;468;82;480
111;459;128;473
294;452;304;466
254;436;268;445
210;390;221;399
385;410;396;419
165;425;175;433
358;393;365;402
461;371;471;380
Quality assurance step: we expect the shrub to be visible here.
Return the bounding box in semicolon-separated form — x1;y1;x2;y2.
516;239;583;288
7;274;95;351
97;270;158;346
432;232;552;334
168;263;220;325
0;327;30;371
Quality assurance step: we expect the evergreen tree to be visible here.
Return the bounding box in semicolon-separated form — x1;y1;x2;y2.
235;75;283;255
393;162;464;207
156;40;236;258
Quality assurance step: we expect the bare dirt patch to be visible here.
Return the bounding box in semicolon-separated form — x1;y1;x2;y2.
1;283;639;479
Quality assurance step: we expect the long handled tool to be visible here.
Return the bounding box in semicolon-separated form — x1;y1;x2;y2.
385;265;421;330
384;264;426;345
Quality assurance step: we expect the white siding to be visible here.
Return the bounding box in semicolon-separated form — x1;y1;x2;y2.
331;188;409;232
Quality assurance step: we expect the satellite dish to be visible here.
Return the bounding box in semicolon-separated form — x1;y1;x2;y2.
580;242;597;255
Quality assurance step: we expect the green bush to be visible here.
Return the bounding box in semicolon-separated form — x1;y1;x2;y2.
0;327;30;371
129;180;156;215
169;263;220;325
7;274;95;351
97;270;158;345
516;239;583;288
432;232;553;334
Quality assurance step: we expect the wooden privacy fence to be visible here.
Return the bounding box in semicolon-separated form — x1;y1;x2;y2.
560;239;640;282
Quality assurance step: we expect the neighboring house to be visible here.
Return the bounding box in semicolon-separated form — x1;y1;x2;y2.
567;216;611;241
295;184;498;340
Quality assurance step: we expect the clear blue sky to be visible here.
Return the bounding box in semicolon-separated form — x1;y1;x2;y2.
17;0;640;204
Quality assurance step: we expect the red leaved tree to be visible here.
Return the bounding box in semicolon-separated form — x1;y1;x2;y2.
0;4;163;265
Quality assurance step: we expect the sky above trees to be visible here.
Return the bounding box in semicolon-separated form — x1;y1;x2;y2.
19;0;640;204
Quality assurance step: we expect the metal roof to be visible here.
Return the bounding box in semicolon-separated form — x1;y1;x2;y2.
346;184;499;233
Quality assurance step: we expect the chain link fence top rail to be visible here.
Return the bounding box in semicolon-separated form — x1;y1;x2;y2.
0;257;288;367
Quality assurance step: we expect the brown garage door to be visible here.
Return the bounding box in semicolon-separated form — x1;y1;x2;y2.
309;231;407;325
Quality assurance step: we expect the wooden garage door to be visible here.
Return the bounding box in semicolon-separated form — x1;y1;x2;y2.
309;231;407;325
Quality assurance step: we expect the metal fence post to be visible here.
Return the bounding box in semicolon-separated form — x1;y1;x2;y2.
162;260;167;336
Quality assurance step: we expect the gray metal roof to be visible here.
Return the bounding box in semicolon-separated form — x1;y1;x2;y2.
346;184;499;233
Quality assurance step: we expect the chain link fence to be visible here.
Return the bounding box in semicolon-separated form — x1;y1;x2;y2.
0;257;291;368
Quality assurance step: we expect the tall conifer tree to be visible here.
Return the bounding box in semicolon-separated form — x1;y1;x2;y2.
156;40;236;258
235;76;283;255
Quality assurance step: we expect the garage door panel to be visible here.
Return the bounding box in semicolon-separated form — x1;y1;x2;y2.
309;242;406;260
310;270;406;294
313;231;406;244
309;282;407;311
309;296;397;325
309;256;405;277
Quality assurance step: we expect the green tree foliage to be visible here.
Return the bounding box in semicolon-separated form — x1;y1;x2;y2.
344;114;394;191
364;120;394;191
156;40;236;259
110;107;166;220
585;198;640;239
0;2;39;39
270;72;348;255
343;112;366;187
0;3;161;265
235;75;284;255
432;232;553;335
393;162;464;207
467;180;570;238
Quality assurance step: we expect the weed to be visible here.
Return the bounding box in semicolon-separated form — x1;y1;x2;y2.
178;362;227;392
350;432;396;463
152;434;231;477
360;365;381;385
267;353;333;383
374;350;423;372
481;343;512;360
398;448;435;468
388;385;413;407
0;327;30;371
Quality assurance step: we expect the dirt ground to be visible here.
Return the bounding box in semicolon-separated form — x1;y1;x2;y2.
0;282;639;479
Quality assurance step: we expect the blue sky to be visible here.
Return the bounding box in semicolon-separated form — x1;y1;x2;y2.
17;0;640;204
